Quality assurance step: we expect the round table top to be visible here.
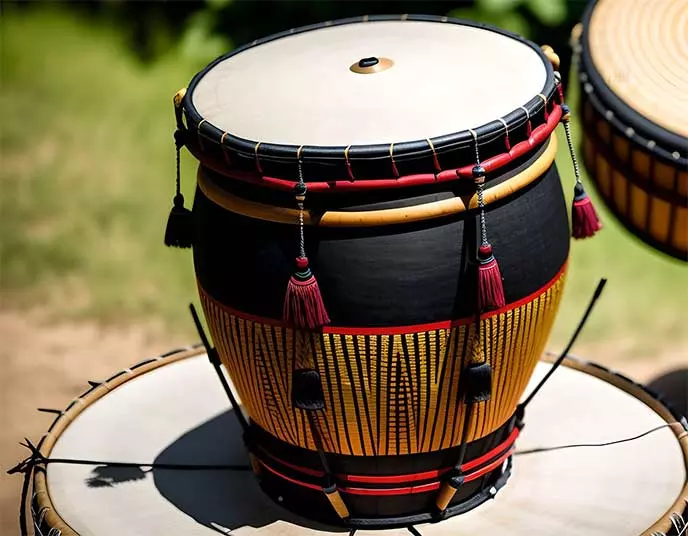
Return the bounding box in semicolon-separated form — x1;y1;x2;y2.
43;353;686;535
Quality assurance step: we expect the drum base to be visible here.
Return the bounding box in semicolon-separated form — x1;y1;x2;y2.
257;459;512;528
32;349;688;536
246;413;518;527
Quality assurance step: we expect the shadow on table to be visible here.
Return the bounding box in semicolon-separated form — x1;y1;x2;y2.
150;409;347;534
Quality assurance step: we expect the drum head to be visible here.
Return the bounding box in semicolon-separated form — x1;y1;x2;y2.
190;18;547;146
36;349;687;536
582;0;688;147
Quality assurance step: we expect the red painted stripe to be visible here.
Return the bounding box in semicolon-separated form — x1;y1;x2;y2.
256;427;519;487
324;261;566;335
258;447;325;478
338;467;449;485
461;427;519;472
257;458;322;491
196;106;561;193
340;428;519;484
340;480;441;496
198;260;567;334
257;449;513;497
463;448;514;483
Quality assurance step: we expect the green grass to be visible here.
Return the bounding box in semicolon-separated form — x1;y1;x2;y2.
0;7;201;333
1;8;686;354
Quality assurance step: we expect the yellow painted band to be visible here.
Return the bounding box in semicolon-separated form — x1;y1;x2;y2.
197;135;558;228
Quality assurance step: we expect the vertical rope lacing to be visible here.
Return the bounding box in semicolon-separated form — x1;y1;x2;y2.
562;120;583;186
297;157;306;259
470;129;488;247
175;139;182;201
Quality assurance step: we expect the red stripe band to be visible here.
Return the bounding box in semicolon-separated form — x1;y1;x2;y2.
256;446;515;497
255;428;520;492
194;105;561;193
197;260;567;334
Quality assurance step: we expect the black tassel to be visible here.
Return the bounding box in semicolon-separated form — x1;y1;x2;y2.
292;369;325;411
164;129;193;248
463;361;493;404
164;194;193;248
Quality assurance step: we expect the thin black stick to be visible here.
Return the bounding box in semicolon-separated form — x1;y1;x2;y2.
189;304;249;433
520;278;607;411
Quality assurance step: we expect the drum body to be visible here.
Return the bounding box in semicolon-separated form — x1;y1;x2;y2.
577;0;688;261
30;348;688;536
180;15;570;525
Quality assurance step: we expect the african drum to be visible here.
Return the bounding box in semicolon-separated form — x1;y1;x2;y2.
576;0;688;260
26;348;688;536
165;16;601;525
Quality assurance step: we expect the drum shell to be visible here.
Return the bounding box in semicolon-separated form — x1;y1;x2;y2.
576;0;688;261
193;142;569;456
579;90;688;260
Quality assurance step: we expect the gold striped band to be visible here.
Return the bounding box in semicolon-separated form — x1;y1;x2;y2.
197;135;557;228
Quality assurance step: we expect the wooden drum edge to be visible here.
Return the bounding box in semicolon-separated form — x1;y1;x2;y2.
30;348;688;536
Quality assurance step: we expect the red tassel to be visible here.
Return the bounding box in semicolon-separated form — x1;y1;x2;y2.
478;245;505;312
572;185;602;239
284;257;330;329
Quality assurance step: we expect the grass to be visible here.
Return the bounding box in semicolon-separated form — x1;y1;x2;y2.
1;7;201;333
1;7;686;354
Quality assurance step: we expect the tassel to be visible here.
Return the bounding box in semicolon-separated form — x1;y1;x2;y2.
572;183;602;239
292;369;325;411
284;155;330;329
463;360;493;404
478;244;506;311
164;129;193;248
472;157;506;312
284;257;330;329
560;103;602;239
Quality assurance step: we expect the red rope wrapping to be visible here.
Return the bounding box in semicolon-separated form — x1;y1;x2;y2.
254;427;520;496
192;104;562;193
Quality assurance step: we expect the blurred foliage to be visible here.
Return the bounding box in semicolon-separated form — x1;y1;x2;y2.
1;2;686;355
15;1;588;68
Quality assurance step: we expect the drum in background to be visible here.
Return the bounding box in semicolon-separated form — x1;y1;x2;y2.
29;348;688;536
576;0;688;261
168;15;580;526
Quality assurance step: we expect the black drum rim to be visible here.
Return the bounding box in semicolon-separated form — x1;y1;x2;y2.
181;14;557;175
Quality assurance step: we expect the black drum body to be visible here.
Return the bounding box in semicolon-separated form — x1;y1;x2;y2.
192;141;569;526
172;14;575;527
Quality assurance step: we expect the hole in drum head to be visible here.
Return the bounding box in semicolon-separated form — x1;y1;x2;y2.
358;57;379;68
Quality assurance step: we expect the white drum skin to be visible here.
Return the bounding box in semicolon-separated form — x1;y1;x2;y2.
32;349;688;536
191;20;547;146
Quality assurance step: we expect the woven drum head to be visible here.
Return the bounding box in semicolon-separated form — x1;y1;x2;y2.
578;0;688;260
37;350;687;536
190;19;547;146
585;0;688;140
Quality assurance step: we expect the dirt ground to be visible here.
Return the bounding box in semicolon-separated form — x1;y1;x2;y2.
1;309;685;534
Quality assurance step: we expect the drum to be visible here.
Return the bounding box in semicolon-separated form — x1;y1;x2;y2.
27;347;688;536
165;15;599;525
576;0;688;260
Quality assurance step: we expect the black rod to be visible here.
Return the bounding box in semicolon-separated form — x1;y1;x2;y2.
520;278;607;411
189;304;249;433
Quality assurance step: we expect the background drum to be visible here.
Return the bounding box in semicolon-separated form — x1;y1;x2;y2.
27;347;688;536
576;0;688;261
162;15;602;525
